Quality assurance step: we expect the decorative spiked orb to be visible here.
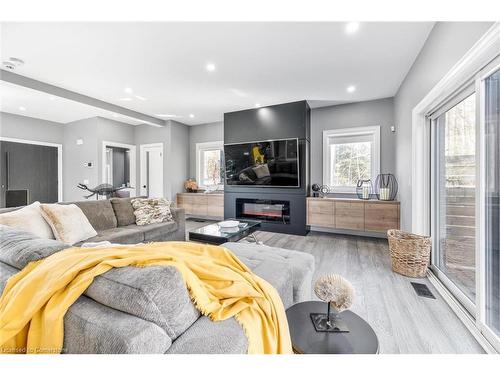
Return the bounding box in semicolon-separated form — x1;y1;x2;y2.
311;274;354;333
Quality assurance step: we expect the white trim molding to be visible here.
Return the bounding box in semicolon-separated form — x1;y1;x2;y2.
322;126;380;193
412;22;500;235
101;141;137;197
0;136;63;202
195;141;224;189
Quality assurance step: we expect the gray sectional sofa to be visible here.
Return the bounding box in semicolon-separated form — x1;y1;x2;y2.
0;202;315;353
0;198;186;245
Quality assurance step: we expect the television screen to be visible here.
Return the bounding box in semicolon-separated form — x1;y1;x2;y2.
224;138;299;187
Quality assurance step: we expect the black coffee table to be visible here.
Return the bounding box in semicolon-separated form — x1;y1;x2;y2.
188;219;261;245
286;301;379;354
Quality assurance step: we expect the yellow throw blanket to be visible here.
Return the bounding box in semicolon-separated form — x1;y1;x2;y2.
0;241;292;354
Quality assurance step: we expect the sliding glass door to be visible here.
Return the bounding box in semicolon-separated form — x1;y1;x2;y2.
484;66;500;339
430;56;500;351
431;89;477;311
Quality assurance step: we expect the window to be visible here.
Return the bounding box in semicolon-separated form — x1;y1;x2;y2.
196;141;224;189
323;126;380;192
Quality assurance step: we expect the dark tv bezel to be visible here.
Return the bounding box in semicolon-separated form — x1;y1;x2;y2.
223;137;300;188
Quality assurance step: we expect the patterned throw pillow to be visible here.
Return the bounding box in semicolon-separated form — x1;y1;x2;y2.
131;198;173;226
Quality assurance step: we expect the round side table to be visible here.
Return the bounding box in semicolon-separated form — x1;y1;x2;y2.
286;301;379;354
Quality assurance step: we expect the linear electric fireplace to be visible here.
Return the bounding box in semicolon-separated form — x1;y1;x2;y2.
236;198;290;224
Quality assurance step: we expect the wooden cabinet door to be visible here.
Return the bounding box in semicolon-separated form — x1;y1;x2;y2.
307;199;334;227
335;201;365;230
364;202;399;232
206;195;224;218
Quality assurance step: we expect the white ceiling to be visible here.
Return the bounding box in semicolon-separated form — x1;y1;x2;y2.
1;22;434;125
0;80;143;125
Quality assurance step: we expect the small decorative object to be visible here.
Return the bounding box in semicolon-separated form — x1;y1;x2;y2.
319;185;330;198
387;229;431;278
77;183;131;200
374;174;398;201
355;179;372;200
184;179;198;193
311;183;321;197
311;274;354;333
217;220;240;228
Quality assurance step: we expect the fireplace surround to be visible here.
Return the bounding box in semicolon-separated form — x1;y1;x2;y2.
236;198;290;224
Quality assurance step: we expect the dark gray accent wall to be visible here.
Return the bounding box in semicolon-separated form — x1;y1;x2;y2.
394;22;493;231
310;97;395;195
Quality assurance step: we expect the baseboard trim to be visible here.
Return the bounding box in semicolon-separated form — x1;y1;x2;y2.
427;270;498;354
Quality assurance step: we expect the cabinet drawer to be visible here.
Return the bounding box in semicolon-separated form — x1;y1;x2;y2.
335;201;364;230
307;213;335;227
364;203;399;232
307;199;334;215
206;195;224;218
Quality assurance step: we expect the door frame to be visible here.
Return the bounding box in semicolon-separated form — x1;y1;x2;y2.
101;141;137;197
140;142;164;197
0;136;63;201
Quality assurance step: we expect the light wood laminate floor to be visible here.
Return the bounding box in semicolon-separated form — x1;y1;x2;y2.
185;219;484;354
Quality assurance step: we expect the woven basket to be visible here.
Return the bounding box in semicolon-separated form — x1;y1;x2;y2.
387;229;431;278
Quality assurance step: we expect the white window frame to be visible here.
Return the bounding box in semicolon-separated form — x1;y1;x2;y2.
412;23;500;353
195;141;224;189
322;126;380;193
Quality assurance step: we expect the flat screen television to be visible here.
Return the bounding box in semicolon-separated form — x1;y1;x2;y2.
224;138;299;187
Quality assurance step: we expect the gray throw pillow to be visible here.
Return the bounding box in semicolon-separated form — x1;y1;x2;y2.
110;198;137;226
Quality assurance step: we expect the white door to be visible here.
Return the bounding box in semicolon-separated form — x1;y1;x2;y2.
140;143;163;198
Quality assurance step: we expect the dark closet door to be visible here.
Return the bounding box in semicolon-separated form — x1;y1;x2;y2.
0;141;59;208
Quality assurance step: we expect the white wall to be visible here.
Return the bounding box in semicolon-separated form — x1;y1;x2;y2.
394;21;494;231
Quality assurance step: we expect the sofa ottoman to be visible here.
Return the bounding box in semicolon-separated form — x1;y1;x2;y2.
221;242;315;304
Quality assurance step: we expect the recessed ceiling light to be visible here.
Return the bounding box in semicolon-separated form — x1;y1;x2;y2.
49;96;56;101
124;87;133;94
206;63;216;72
255;103;261;108
189;114;195;118
112;113;119;118
19;106;26;111
345;22;360;34
347;85;356;93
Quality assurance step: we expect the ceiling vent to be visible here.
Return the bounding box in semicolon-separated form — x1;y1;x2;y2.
2;57;24;70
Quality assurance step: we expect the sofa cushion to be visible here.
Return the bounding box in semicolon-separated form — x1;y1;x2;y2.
40;203;98;245
167;316;247;354
0;202;55;239
0;225;69;269
110;198;136;226
250;258;293;309
84;264;201;341
64;295;171;354
80;226;144;245
72;200;118;231
140;222;178;242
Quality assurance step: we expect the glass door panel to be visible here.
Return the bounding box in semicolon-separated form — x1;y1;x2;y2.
434;92;477;305
484;68;500;336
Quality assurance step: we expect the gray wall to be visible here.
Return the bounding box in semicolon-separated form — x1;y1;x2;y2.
134;120;190;200
188;121;223;178
0;112;64;144
394;21;494;231
310;97;395;193
63;117;136;201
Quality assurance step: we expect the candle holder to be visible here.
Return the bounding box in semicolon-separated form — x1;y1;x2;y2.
355;179;372;200
374;174;398;201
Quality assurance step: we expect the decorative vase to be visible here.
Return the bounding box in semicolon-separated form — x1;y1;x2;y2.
374;174;398;201
355;179;372;200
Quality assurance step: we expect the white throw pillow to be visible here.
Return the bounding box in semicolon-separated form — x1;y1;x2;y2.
39;203;97;245
0;201;55;239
